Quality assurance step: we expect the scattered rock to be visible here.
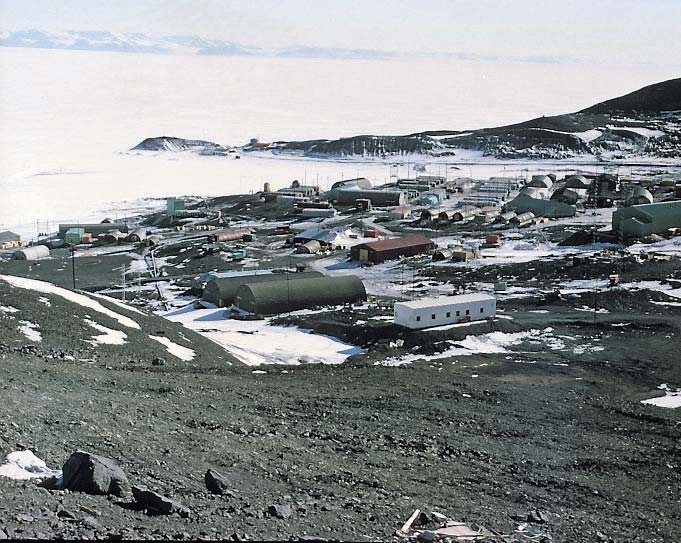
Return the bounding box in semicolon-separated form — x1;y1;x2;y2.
56;508;77;520
417;531;436;542
61;451;130;497
132;485;191;517
205;468;231;495
268;503;292;519
527;510;549;524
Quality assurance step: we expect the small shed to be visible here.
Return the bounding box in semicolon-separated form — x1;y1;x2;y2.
394;293;496;329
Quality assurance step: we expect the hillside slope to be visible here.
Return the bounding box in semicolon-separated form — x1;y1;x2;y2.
0;275;239;367
274;78;681;159
581;77;681;114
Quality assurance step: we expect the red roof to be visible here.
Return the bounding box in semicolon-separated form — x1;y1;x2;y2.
359;234;433;252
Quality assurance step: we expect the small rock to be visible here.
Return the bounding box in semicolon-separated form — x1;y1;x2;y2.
0;529;8;540
268;503;292;519
81;516;99;530
62;451;130;497
417;531;436;543
152;357;166;366
56;508;77;520
37;476;63;491
596;532;609;542
132;485;191;517
527;510;548;524
205;469;231;496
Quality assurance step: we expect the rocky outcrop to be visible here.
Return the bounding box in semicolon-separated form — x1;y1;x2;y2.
131;136;232;155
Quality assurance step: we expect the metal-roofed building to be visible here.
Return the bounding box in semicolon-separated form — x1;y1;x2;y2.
394;293;496;329
506;194;576;218
58;223;129;238
0;231;21;250
350;235;434;263
202;271;323;307
335;189;405;207
613;201;681;238
234;275;366;315
528;175;553;189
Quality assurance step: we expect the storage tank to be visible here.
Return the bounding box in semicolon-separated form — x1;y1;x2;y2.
296;240;322;254
12;245;50;261
126;228;147;242
234;275;366;315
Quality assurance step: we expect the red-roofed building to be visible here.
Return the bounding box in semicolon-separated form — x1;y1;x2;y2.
350;235;434;264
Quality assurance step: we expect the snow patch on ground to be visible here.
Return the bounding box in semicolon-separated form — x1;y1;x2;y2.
0;305;19;313
38;296;51;306
18;320;41;342
88;291;148;316
0;275;140;329
149;334;196;361
641;384;681;409
85;319;127;345
0;450;62;480
163;306;365;366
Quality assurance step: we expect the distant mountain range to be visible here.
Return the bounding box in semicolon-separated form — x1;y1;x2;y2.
132;78;681;161
0;29;397;60
0;29;590;64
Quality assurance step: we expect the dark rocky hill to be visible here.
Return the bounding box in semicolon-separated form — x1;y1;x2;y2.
276;78;681;159
132;78;681;160
581;77;681;114
131;136;232;155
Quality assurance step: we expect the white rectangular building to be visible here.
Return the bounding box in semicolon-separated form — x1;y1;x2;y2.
394;293;496;329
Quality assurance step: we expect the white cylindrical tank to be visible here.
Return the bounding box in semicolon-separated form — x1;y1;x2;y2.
12;245;50;261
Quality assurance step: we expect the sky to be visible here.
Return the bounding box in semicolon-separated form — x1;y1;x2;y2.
0;0;680;66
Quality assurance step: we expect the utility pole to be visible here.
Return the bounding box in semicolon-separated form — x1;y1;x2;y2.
71;246;76;289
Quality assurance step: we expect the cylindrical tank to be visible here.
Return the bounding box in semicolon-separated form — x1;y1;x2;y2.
263;182;272;193
296;240;322;254
12;245;50;261
126;228;147;242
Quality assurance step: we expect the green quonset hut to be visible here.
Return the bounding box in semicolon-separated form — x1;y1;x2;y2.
234;275;366;315
612;201;681;238
202;271;323;307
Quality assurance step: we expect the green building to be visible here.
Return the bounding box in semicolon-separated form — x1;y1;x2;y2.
167;197;186;217
64;227;85;245
612;201;681;238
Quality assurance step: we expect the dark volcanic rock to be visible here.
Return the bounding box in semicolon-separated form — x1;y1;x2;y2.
61;451;130;497
204;468;230;495
267;503;292;519
132;486;191;517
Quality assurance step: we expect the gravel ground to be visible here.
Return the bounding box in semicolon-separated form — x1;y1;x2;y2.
1;287;680;541
1;226;680;541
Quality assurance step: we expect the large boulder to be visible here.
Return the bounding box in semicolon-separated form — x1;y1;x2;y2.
61;451;129;497
205;468;231;495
